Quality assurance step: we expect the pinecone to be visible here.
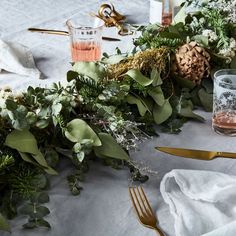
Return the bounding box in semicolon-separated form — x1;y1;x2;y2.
172;42;211;84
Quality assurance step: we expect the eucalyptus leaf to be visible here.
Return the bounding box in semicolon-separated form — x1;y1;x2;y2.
193;35;209;47
45;149;59;167
180;105;205;122
153;100;172;124
0;213;10;232
31;192;49;204
73;62;105;81
35;119;50;129
31;174;48;189
5;99;18;111
94;133;129;160
23;222;36;229
65;119;101;146
67;70;79;82
198;88;213;112
125;69;153;86
201;79;213;94
33;206;50;218
36;219;51;228
175;76;196;89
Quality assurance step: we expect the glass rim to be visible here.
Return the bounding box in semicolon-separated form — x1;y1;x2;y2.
214;69;236;87
66;18;104;31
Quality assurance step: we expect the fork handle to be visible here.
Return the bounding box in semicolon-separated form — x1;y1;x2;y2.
154;227;165;236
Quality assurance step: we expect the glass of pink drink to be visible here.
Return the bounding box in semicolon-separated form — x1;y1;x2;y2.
212;69;236;136
66;15;103;62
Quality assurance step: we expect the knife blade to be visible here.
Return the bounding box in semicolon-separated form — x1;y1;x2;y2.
155;146;236;160
28;28;121;41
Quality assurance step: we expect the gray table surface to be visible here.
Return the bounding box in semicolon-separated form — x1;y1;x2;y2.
1;1;236;236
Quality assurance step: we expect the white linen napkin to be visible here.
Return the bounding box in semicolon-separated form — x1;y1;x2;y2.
0;39;40;79
160;169;236;236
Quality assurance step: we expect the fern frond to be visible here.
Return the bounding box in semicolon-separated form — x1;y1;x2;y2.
76;75;104;91
0;155;14;172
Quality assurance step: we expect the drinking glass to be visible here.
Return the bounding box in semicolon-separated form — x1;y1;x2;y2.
66;15;103;62
212;69;236;136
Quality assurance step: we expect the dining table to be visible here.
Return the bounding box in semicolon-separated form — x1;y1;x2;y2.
1;1;236;236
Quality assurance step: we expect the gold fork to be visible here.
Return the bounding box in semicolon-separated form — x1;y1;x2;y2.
129;186;165;236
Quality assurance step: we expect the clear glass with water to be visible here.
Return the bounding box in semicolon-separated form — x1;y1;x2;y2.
212;69;236;136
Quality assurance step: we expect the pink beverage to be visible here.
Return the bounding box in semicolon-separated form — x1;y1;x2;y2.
213;111;236;131
71;42;101;62
213;70;236;136
66;15;103;62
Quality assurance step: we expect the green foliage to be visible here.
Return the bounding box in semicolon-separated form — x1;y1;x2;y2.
0;213;10;232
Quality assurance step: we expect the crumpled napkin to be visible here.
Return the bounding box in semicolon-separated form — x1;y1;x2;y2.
160;169;236;236
0;39;41;79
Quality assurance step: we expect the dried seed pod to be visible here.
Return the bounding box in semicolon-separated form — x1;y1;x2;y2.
172;42;211;84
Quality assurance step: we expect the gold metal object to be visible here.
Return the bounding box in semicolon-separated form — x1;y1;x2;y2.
28;28;121;41
129;186;165;236
92;3;133;36
156;146;236;160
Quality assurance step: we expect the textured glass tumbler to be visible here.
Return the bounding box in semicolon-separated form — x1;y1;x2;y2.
212;69;236;136
66;16;103;62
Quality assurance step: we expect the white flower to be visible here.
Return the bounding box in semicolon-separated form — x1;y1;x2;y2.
230;38;236;50
218;47;235;62
202;29;218;42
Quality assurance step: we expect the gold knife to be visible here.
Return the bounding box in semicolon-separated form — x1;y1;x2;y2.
28;28;121;41
156;146;236;160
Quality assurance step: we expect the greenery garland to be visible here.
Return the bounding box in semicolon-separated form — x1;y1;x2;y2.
0;0;236;232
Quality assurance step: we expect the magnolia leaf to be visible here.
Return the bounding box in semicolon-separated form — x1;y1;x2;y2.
0;213;10;232
180;105;205;122
126;94;150;116
32;152;57;175
198;88;213;112
151;68;162;86
125;69;153;86
148;87;165;106
73;62;105;81
153;100;172;124
102;54;126;64
65;119;101;146
5;129;39;155
94;133;129;160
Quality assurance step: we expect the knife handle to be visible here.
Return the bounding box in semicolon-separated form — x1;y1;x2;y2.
28;28;69;36
217;152;236;159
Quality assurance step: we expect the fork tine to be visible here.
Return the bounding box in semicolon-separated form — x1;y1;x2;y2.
132;187;145;214
129;187;142;218
136;187;151;215
139;186;154;215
